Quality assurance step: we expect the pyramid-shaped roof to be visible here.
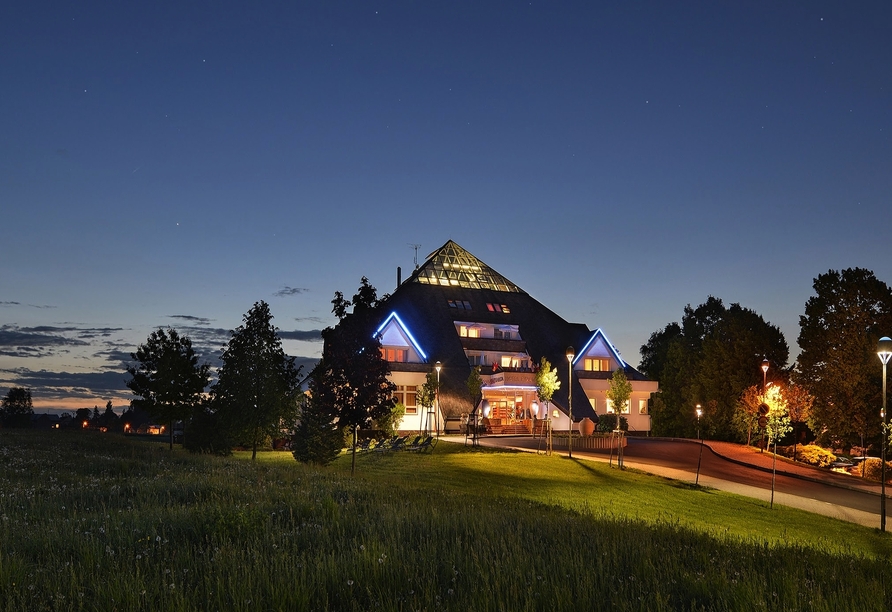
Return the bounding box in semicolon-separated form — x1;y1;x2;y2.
412;240;524;293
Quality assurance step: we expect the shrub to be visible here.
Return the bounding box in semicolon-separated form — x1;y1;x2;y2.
374;401;406;438
597;414;628;432
853;458;892;482
794;444;837;468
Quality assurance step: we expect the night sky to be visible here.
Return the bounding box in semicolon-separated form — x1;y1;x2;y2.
3;1;891;411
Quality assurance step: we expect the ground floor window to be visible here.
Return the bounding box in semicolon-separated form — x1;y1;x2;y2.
606;399;630;414
394;385;418;414
638;399;648;415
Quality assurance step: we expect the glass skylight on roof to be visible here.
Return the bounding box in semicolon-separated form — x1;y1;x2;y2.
414;241;522;293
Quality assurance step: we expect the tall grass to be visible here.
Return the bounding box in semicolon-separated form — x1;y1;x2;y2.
1;430;889;611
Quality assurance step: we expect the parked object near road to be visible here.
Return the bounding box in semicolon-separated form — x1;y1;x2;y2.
829;457;854;470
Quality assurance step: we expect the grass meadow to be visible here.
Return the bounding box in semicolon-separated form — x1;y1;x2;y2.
1;430;890;611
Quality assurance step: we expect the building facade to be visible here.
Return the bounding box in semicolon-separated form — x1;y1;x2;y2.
367;240;657;434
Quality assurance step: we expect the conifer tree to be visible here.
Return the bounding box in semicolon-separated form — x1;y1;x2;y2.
213;301;302;460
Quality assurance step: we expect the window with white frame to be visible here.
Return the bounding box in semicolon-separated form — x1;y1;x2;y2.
393;385;418;414
584;358;610;372
638;399;648;415
605;399;629;414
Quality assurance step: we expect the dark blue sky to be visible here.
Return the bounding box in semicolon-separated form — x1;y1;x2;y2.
2;1;891;410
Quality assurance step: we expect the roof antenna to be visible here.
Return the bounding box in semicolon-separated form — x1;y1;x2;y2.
409;243;421;269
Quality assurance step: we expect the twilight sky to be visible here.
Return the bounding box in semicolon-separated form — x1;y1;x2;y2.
2;1;891;412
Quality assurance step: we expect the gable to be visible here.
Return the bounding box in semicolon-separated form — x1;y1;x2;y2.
375;312;428;363
574;328;625;371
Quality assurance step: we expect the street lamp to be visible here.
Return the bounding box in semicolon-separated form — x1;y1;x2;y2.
878;337;892;532
566;346;575;459
695;405;704;485
434;361;442;439
760;359;770;452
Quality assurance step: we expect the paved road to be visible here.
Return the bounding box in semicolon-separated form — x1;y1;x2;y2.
625;438;878;514
472;435;886;527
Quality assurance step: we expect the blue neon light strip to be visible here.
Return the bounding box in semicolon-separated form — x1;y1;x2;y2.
572;328;626;368
374;311;428;361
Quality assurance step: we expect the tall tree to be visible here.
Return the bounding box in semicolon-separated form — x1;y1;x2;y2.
213;301;302;460
126;328;210;449
314;278;395;474
797;268;892;448
99;400;120;431
639;297;788;440
1;387;34;428
639;323;682;380
784;383;814;460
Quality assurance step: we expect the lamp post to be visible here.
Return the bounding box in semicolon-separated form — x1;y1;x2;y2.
434;361;442;439
760;359;770;452
695;405;704;486
878;337;892;532
566;346;575;459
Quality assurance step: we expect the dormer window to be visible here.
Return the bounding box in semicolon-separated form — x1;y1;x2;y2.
447;299;472;310
486;303;510;314
583;358;610;372
380;348;408;362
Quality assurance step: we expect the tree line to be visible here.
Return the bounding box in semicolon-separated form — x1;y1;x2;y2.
123;280;403;469
640;267;892;453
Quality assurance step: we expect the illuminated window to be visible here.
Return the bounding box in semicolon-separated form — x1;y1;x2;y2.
458;325;480;338
584;358;610;372
379;348;407;362
394;385;418;414
486;303;511;314
501;356;512;368
606;399;629;414
638;399;648;415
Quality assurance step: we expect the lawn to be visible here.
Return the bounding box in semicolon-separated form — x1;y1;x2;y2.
1;430;889;611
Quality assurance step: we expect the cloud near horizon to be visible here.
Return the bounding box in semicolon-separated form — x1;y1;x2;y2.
274;286;308;298
167;315;214;326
